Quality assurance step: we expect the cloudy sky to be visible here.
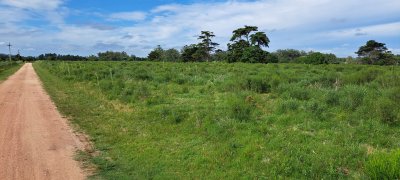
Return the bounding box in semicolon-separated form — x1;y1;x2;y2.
0;0;399;57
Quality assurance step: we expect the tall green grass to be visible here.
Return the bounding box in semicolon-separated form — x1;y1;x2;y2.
34;61;400;179
0;61;22;82
366;150;400;179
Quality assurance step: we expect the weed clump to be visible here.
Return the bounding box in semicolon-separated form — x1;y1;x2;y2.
307;100;327;119
344;68;382;85
160;107;188;124
135;69;152;80
324;90;340;106
377;98;399;125
285;86;311;100
244;76;271;93
340;85;367;110
277;99;300;113
228;95;255;122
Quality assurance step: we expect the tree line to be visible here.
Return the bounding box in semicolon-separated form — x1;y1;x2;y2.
146;26;399;65
2;26;399;65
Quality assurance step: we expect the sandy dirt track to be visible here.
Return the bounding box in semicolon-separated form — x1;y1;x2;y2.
0;63;85;180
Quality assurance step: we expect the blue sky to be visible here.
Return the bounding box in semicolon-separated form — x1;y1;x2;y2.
0;0;399;57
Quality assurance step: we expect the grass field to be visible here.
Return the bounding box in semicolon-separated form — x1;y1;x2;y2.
33;61;400;179
0;61;23;82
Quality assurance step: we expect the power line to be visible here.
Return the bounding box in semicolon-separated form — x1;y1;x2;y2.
7;42;12;61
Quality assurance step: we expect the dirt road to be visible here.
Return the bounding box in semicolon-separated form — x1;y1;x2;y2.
0;63;85;180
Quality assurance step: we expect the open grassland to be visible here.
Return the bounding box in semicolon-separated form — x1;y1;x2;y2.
0;61;22;81
34;61;400;179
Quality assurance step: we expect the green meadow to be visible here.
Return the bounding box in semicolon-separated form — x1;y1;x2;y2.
33;61;400;179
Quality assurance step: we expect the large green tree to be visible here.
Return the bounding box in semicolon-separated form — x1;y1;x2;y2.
148;45;164;61
163;48;181;62
231;25;258;42
181;44;200;62
228;25;271;63
198;31;219;62
250;32;270;48
180;31;219;62
356;40;396;65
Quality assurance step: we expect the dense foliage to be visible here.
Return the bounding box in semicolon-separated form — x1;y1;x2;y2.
356;40;398;65
35;61;400;179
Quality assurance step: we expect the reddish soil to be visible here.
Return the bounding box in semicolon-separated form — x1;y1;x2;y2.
0;63;85;180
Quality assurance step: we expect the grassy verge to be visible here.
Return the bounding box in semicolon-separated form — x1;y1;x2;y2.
0;61;23;82
33;61;400;179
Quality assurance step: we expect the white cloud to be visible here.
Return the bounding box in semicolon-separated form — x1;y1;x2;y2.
0;7;31;22
108;12;147;21
322;22;400;38
0;0;63;10
389;48;400;55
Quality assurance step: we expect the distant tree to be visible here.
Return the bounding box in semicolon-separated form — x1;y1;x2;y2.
377;52;398;65
240;46;268;63
24;56;37;62
181;44;200;62
266;53;279;63
295;52;340;64
38;53;57;61
87;55;99;61
228;25;270;63
163;48;181;62
356;40;395;65
231;25;258;43
0;54;6;61
396;55;400;64
56;54;87;61
324;53;340;64
192;47;208;62
345;56;357;64
212;49;229;62
309;52;328;64
147;45;164;61
250;32;270;48
198;31;219;62
180;30;220;62
274;49;307;63
98;51;129;61
130;55;147;61
15;52;22;61
227;40;250;63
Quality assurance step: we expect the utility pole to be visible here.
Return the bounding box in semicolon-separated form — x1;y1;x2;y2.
7;42;12;61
